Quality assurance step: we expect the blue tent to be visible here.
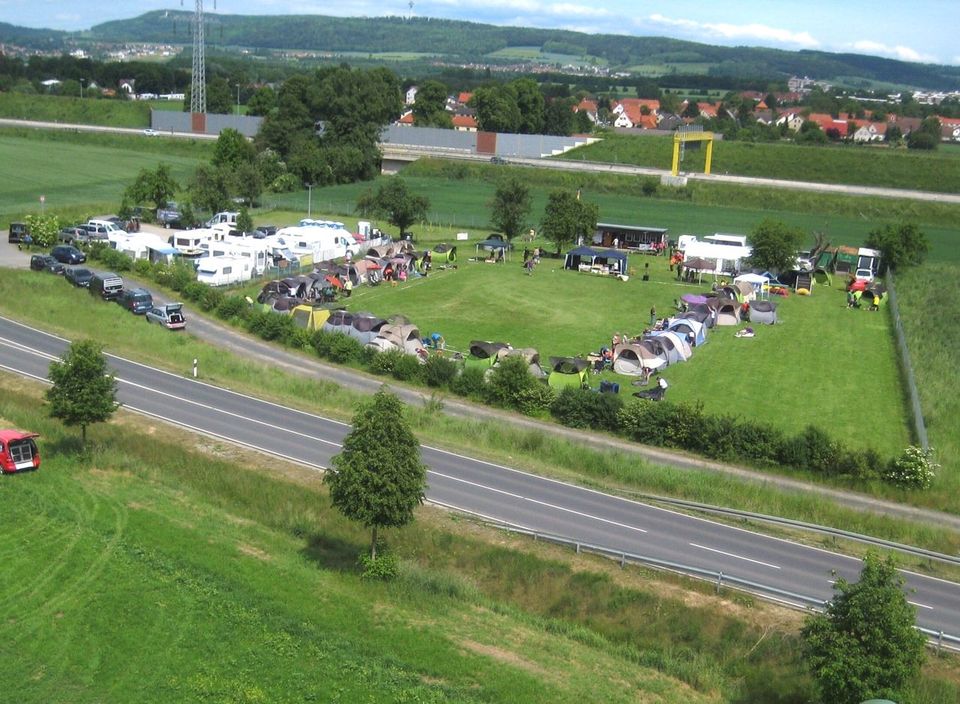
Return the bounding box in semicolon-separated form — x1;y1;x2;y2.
667;318;707;347
595;249;628;275
563;246;602;270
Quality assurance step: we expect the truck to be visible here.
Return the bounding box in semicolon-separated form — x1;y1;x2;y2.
0;430;40;473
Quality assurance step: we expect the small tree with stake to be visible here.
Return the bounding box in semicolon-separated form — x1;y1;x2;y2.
325;388;427;570
46;340;120;447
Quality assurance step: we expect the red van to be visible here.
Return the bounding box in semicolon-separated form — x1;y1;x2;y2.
0;430;40;473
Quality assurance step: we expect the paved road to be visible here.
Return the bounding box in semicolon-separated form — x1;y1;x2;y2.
2;315;959;640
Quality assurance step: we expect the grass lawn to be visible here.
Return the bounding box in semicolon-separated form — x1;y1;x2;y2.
560;132;960;195
0;131;205;226
0;93;154;127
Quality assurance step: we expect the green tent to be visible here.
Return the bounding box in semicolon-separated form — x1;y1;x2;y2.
547;356;590;390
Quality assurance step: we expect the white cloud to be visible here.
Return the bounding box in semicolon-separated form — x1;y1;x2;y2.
645;13;819;49
850;39;935;63
425;0;611;19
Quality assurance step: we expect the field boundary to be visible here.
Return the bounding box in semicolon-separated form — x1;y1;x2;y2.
887;270;929;449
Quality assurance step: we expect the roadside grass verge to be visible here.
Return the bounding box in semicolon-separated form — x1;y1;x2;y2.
2;378;958;703
2;270;958;555
559;132;960;195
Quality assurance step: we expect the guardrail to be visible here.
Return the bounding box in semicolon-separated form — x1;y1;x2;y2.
428;501;960;652
634;494;960;567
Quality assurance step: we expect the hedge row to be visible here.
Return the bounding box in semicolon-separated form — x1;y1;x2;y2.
89;248;922;487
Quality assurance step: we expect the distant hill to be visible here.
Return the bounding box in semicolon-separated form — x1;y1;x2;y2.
11;11;960;91
0;21;67;50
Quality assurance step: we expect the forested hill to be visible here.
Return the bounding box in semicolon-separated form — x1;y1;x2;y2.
0;22;67;50
8;10;960;90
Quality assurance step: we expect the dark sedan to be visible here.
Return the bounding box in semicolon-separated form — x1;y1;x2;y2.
64;266;95;288
51;244;87;265
30;255;65;275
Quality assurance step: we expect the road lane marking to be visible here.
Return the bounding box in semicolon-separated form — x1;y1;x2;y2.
689;543;781;570
909;601;934;610
429;469;647;534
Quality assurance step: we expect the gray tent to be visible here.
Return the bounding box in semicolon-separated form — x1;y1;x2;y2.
748;300;778;325
613;340;667;374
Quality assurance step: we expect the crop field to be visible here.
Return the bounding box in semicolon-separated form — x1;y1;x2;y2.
560;132;960;194
0;93;154;127
0;131;206;226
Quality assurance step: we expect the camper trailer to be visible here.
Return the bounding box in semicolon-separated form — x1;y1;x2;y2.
198;238;272;277
196;255;253;287
269;223;361;263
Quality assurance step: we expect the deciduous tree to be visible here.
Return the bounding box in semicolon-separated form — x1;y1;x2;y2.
747;218;805;272
540;189;598;254
489;177;532;241
123;164;180;212
212;128;257;170
412;80;452;129
46;340;120;446
325;388;427;559
866;222;929;272
355;178;429;237
801;552;926;704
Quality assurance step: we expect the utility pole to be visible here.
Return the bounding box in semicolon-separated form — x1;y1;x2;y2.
235;83;240;116
190;0;206;115
307;184;313;218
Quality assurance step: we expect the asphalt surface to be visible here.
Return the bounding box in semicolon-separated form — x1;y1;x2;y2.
2;315;960;639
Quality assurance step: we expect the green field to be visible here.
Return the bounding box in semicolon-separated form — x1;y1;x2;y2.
0;130;207;226
0;93;155;127
560;132;960;195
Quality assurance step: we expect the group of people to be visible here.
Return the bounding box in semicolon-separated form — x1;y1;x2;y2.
846;289;880;311
382;262;408;285
522;247;542;276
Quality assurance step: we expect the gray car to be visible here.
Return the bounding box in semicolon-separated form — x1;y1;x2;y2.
64;266;94;287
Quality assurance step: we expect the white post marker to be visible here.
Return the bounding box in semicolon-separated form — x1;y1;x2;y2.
40;194;45;214
193;358;198;378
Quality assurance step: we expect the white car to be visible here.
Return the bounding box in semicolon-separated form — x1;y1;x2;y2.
854;267;875;283
143;128;158;137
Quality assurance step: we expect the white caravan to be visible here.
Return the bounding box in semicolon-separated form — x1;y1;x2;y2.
272;219;362;262
198;238;272;277
196;255;253;287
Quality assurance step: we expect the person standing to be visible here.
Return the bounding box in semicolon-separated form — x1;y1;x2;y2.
649;305;656;326
343;279;353;297
613;237;619;250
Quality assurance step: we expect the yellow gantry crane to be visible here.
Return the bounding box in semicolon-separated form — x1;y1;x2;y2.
671;127;715;176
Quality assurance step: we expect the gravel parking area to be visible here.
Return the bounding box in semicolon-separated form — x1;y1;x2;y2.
0;234;32;269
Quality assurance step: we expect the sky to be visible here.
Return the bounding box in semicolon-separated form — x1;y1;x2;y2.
3;0;958;66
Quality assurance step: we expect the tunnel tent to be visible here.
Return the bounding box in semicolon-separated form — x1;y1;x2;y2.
465;340;511;369
667;318;707;346
547;356;590;389
647;331;692;364
612;341;667;375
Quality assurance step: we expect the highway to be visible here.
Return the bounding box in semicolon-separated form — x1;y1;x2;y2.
2;314;960;639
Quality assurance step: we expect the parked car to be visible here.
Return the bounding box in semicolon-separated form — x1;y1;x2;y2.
145;302;186;330
51;244;87;265
89;272;124;300
30;254;65;275
116;287;154;314
0;430;40;473
156;201;183;229
854;268;875;283
58;226;89;245
253;225;277;239
7;222;29;244
77;223;112;241
64;266;94;288
85;219;127;237
143;128;158;137
490;156;508;165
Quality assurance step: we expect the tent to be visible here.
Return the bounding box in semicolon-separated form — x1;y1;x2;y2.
465;340;511;369
431;243;457;263
563;246;601;271
495;347;546;378
547;357;590;390
716;301;742;326
367;323;427;356
734;273;769;300
348;312;387;344
290;304;340;331
667;318;707;347
681;293;708;306
734;281;755;301
813;268;833;286
594;249;628;275
718;285;742;302
748;300;778;325
647;331;693;364
613;341;667;375
322;309;354;337
476;238;511;261
679;309;714;329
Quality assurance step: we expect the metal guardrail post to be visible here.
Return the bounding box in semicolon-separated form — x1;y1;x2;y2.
717;571;723;594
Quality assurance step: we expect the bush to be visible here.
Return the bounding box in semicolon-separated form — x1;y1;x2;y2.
181;281;209;303
155;262;196;291
369;348;405;374
357;551;399;581
97;247;133;272
215;295;248;321
551;388;623;431
199;287;225;312
884;446;938;489
311;329;336;359
450;366;487;399
618;399;673;446
327;334;364;364
282;326;313;350
484;356;539;411
515;382;556;416
132;258;153;277
246;311;296;341
391;354;424;383
423;355;459;388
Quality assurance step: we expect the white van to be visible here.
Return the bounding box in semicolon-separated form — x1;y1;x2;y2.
86;219;128;237
205;212;239;229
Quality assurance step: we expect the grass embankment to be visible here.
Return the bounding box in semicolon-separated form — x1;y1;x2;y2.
0;129;209;228
4;270;960;555
0;93;154;127
3;379;959;703
559;132;960;195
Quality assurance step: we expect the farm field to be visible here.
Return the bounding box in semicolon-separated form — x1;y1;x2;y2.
0;93;155;127
559;132;960;195
0;130;207;226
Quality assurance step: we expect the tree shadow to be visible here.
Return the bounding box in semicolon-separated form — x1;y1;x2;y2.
299;532;362;573
43;435;87;457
